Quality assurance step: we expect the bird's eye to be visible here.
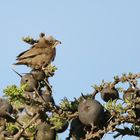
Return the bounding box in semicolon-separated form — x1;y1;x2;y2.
49;40;53;44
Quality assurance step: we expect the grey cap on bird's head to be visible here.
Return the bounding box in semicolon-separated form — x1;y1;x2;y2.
46;35;62;48
39;33;61;45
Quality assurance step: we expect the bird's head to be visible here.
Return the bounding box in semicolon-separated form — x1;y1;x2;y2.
45;36;61;48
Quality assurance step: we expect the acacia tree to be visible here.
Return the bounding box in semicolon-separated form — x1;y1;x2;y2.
0;34;140;140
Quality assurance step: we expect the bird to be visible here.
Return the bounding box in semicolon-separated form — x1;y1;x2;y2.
35;122;56;140
0;98;13;118
14;33;61;70
78;98;104;130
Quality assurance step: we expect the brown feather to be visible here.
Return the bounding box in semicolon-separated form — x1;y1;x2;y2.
14;34;60;69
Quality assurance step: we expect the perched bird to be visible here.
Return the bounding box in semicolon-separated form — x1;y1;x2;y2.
20;73;39;92
35;122;56;140
0;98;13;118
101;87;119;102
78;98;104;129
14;33;61;70
30;69;46;82
123;87;140;118
70;117;86;140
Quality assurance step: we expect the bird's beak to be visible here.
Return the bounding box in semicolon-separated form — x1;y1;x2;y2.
52;40;61;48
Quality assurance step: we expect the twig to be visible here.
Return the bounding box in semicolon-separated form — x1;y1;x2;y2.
13;113;39;140
114;127;140;138
44;78;53;94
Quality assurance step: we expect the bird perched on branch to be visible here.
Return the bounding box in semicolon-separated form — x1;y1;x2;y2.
0;98;13;118
14;33;61;70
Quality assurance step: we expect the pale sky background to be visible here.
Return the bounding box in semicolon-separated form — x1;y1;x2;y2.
0;0;140;139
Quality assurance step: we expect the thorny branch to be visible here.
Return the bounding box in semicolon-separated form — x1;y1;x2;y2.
2;34;140;140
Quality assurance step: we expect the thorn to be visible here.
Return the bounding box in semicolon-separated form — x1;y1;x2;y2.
12;68;22;77
81;93;86;99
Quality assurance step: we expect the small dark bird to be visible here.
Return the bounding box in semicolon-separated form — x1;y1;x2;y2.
14;33;61;70
12;69;39;92
78;98;104;129
123;87;140;118
30;69;46;82
101;87;119;102
70;117;86;140
20;73;39;92
35;122;56;140
0;98;13;118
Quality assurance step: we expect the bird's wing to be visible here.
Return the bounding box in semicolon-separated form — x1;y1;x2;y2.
30;37;50;49
16;48;46;60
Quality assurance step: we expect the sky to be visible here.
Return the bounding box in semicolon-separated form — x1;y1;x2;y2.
0;0;140;139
